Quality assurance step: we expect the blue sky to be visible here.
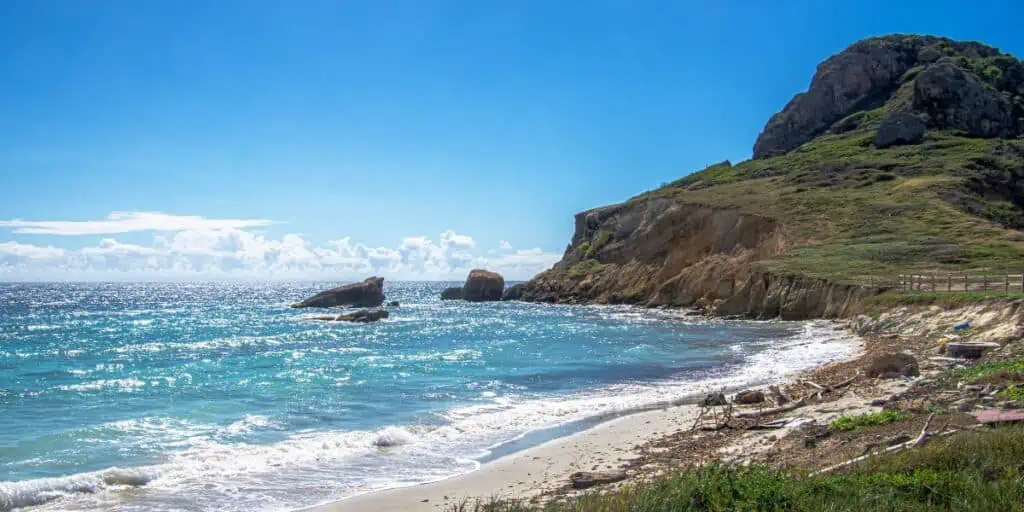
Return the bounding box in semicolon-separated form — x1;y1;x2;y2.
1;0;1022;280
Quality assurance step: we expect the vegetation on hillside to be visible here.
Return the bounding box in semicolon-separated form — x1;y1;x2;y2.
639;130;1024;284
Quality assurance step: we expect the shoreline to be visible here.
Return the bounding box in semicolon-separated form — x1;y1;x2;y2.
305;321;865;512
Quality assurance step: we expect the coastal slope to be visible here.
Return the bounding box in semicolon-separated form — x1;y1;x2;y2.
521;34;1024;319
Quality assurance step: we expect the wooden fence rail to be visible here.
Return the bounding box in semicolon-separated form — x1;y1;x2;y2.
893;273;1024;293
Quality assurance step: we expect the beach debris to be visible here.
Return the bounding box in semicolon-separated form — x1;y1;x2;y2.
747;417;815;430
734;389;766;405
735;398;807;419
702;392;728;407
570;470;627;489
864;352;919;379
946;342;1001;359
290;276;385;308
812;413;945;476
970;409;1024;425
954;321;971;332
768;385;792;405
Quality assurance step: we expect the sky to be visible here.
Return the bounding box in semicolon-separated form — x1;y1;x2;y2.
1;0;1022;281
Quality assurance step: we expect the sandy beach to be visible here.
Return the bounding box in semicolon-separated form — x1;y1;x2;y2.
308;404;703;512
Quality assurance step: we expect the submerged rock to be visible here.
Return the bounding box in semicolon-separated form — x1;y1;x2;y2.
440;286;463;300
462;269;505;302
386;301;400;307
313;309;389;323
291;277;385;308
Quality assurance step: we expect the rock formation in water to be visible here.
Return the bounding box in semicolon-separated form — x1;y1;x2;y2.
312;308;390;323
291;277;385;308
440;286;464;300
440;270;506;301
501;283;527;301
462;269;505;302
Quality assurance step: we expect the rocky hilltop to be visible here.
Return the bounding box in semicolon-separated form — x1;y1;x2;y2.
520;35;1024;319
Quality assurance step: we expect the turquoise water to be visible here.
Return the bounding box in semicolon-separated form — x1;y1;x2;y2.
0;282;857;511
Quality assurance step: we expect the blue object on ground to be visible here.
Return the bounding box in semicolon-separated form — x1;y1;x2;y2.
954;321;970;331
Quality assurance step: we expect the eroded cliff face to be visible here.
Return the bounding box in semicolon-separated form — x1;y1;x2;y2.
520;196;881;319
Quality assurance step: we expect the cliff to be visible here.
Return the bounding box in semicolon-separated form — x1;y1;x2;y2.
520;35;1024;319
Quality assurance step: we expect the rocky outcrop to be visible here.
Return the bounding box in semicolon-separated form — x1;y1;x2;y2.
291;277;385;308
874;112;925;148
313;308;389;323
462;269;505;302
440;287;463;300
518;195;882;319
753;35;1022;158
912;60;1016;137
501;283;527;301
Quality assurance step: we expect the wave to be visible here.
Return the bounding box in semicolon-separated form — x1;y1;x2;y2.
0;467;154;511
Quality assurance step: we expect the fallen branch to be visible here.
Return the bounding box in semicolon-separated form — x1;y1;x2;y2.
812;414;936;476
735;398;807;419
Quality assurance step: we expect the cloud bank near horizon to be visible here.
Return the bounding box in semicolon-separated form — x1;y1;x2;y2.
0;212;561;281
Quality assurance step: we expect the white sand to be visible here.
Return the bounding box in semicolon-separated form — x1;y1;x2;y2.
305;404;701;512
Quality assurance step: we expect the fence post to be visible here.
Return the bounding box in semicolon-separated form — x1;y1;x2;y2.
1020;272;1023;292
965;274;969;292
983;274;987;291
1006;274;1010;293
947;274;951;292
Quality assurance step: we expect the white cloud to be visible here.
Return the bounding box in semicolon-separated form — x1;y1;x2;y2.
0;241;65;259
0;229;560;281
499;240;512;250
0;211;277;235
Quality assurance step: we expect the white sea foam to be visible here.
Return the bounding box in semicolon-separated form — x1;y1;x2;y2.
0;467;154;511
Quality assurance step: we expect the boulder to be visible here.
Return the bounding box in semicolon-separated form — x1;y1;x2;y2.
946;342;1001;359
912;61;1016;137
291;277;385;308
864;352;920;379
734;389;766;405
501;283;527;301
461;269;505;302
440;287;463;300
874;112;926;148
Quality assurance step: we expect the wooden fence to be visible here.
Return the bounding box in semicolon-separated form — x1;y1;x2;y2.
895;273;1024;293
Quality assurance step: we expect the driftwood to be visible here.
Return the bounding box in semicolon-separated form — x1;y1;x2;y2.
768;385;792;405
811;414;938;476
735;398;807;419
570;470;627;489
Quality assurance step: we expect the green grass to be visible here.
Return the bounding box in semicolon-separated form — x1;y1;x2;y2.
633;131;1024;284
568;259;608;277
869;291;1024;308
830;411;911;432
950;360;1024;384
454;427;1024;512
998;385;1024;405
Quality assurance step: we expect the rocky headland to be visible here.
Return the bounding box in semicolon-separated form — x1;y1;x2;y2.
517;34;1024;320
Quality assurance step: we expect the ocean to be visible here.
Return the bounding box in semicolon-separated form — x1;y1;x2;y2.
0;282;858;511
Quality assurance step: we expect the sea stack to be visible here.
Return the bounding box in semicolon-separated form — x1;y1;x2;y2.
291;277;385;308
461;269;505;301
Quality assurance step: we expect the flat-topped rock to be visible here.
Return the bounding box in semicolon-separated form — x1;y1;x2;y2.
291;277;385;308
462;269;505;302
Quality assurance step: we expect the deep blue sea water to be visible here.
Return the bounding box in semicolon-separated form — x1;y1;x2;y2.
0;282;858;511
